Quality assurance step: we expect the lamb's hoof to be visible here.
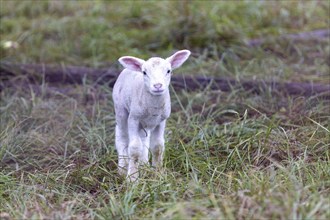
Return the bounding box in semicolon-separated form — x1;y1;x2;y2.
118;167;127;177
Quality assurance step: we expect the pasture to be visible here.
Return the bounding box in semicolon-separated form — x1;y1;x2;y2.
0;1;329;219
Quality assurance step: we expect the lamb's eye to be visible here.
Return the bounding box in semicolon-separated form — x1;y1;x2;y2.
167;70;171;74
143;71;147;75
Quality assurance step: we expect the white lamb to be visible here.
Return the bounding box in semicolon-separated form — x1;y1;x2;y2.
112;50;191;181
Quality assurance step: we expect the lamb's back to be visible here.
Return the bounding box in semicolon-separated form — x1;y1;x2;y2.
113;69;143;110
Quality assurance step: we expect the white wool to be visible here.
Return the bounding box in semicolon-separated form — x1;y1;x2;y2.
112;50;191;181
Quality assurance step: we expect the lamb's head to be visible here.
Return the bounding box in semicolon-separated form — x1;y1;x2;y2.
118;50;191;96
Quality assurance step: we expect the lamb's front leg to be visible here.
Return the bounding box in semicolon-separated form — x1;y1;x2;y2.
150;120;166;168
127;118;149;181
140;129;151;164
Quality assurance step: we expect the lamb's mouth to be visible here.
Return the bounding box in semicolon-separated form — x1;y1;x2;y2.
151;89;165;95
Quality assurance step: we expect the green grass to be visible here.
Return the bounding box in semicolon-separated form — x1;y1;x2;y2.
1;1;330;219
1;84;329;219
1;1;329;65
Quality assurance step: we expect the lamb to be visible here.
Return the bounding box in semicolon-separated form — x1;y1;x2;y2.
112;50;191;181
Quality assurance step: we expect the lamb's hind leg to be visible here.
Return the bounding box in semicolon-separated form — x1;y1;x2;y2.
115;112;129;176
116;125;129;176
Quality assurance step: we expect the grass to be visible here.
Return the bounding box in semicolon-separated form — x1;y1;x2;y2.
1;84;329;219
1;1;330;219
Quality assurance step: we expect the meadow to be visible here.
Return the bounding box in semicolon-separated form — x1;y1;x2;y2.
0;1;329;219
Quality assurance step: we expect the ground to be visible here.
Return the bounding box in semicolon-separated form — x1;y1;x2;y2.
0;1;329;219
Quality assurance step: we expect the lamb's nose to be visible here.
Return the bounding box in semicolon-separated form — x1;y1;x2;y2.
153;83;163;89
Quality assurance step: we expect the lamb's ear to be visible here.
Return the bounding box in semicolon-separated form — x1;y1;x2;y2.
166;50;191;70
118;56;145;72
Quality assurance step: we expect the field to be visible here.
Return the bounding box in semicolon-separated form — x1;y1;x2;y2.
0;1;329;219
